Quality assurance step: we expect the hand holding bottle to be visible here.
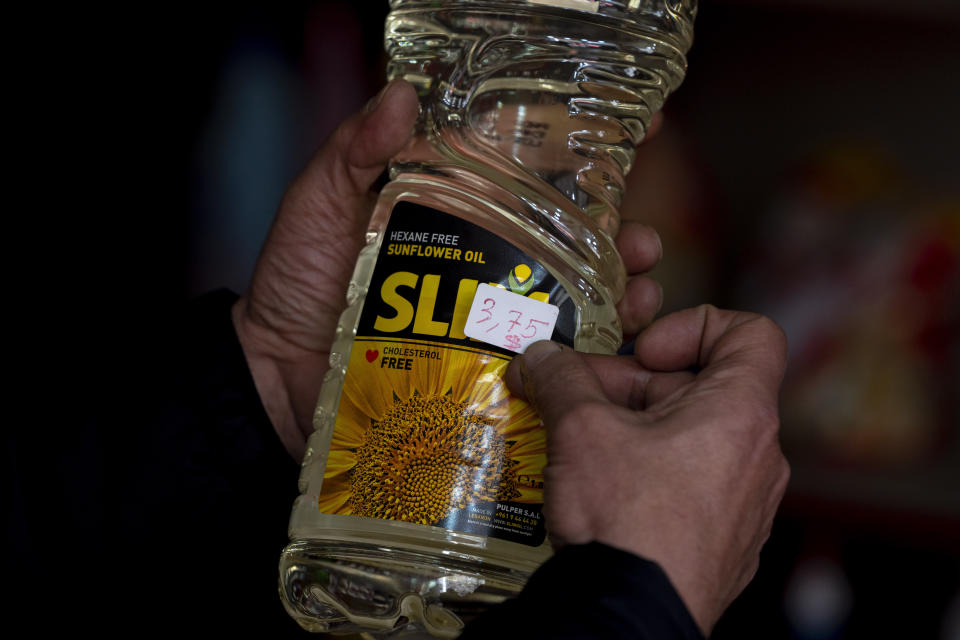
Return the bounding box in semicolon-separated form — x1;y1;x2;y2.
232;79;667;461
505;307;791;635
232;80;419;460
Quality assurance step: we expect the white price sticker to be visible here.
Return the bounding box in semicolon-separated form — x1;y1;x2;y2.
463;283;560;354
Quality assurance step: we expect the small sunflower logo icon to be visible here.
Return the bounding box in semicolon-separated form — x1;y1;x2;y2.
508;263;535;295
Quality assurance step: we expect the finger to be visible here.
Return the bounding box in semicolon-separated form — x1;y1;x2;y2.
570;353;652;409
634;305;788;403
615;221;663;276
576;354;695;409
508;346;694;412
563;353;692;410
645;111;664;141
643;369;697;407
291;79;419;223
346;79;420;181
504;341;611;429
617;275;663;341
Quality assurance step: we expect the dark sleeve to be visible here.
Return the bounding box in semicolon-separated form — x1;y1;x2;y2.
113;290;305;635
461;542;706;640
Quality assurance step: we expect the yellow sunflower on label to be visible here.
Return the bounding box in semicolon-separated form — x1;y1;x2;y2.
318;341;545;526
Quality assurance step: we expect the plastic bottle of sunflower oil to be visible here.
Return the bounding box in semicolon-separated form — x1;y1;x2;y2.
280;1;696;636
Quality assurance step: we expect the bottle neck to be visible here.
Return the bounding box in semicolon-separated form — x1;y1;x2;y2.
398;81;641;242
386;98;628;326
385;2;693;236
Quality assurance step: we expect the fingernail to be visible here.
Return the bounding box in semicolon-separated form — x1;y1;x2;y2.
516;342;562;408
363;81;395;115
521;340;562;369
655;280;664;316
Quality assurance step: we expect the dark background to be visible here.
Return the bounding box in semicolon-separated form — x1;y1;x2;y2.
20;1;959;638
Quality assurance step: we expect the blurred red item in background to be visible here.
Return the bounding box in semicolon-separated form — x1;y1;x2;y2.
738;144;959;470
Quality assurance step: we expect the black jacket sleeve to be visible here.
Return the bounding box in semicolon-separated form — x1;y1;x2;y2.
116;289;305;634
461;542;705;640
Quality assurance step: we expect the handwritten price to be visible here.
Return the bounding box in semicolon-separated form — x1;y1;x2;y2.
463;284;559;354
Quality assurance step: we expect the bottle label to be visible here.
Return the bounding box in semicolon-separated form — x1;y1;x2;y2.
318;202;576;547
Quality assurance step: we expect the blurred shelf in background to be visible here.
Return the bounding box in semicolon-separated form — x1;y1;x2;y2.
618;2;960;636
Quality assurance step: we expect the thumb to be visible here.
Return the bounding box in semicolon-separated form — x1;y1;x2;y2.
290;79;419;214
347;79;420;176
505;341;610;429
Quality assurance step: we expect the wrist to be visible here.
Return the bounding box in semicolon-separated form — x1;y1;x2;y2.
597;536;719;636
231;298;306;460
489;543;706;640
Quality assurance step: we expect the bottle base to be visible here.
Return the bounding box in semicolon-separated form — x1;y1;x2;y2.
279;539;529;638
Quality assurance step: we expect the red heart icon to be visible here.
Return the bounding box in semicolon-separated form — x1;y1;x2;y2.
365;349;379;363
